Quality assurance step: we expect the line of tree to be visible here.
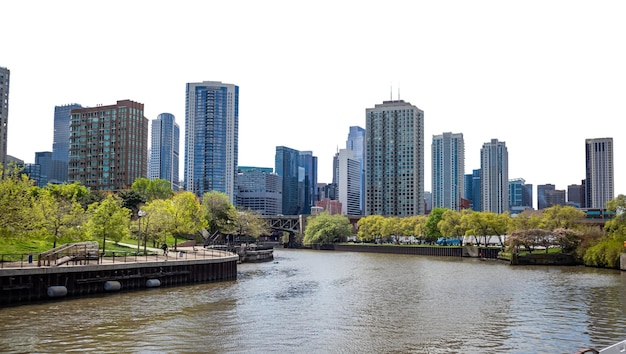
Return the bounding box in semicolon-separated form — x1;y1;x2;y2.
0;167;270;255
304;198;626;269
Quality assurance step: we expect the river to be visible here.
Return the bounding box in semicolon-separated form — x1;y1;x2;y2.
1;248;625;353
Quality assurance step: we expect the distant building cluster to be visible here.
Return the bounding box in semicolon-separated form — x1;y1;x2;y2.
1;65;616;216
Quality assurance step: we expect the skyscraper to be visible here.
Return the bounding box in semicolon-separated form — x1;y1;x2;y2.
585;137;614;209
431;132;465;211
298;151;318;215
69;100;148;190
185;81;239;203
365;100;424;216
52;104;83;183
275;146;300;215
0;67;9;172
336;149;361;215
236;167;282;215
35;151;53;187
346;126;365;215
480;139;508;213
149;113;180;190
537;184;556;210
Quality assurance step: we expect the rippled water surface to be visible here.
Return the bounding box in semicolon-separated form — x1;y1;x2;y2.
1;249;626;353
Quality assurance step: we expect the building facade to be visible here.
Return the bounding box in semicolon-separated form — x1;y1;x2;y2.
537;184;556;210
365;100;424;216
52;104;82;183
149;113;180;190
346;126;366;214
480;139;508;213
0;67;9;171
298;151;318;215
585;137;614;209
431;132;465;211
68;100;148;190
184;81;239;203
275;146;300;215
236;167;282;215
35;151;53;187
336;149;361;215
545;189;566;208
567;184;583;208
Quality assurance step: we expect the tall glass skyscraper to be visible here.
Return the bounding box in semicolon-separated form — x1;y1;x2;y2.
585;137;614;208
275;146;300;215
480;139;509;213
346;126;365;215
431;132;464;211
52;104;82;183
150;113;180;190
184;81;239;203
0;67;9;171
298;151;317;215
336;149;361;215
365;100;424;216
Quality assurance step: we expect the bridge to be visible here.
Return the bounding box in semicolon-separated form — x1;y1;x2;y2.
260;215;363;246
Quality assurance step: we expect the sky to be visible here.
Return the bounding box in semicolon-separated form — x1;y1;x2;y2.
3;1;626;207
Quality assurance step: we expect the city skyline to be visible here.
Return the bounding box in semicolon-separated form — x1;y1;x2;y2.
3;1;626;196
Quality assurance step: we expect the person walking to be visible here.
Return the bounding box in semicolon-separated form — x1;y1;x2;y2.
161;243;168;256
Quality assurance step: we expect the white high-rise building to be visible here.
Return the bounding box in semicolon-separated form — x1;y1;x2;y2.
585;137;614;208
150;113;180;190
365;100;424;216
480;138;509;214
184;81;238;203
336;149;361;215
432;132;465;211
346;126;365;215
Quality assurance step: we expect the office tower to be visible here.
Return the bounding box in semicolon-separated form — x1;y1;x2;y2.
275;146;300;215
0;67;9;171
509;178;533;213
365;100;424;216
22;163;41;186
69;100;148;190
52;104;83;183
432;132;465;211
585;137;614;209
298;151;318;215
149;113;180;190
537;184;556;210
480;139;508;213
423;191;432;214
464;169;482;211
236;167;282;215
35;151;52;187
545;189;566;208
346;126;366;214
567;184;583;208
185;81;239;203
336;149;361;215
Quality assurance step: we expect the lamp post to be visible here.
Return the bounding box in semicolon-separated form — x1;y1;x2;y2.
137;210;146;255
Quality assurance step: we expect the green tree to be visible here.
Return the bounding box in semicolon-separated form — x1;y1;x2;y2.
540;205;585;231
170;191;206;250
235;209;270;244
132;177;174;201
85;195;131;254
438;209;467;241
118;189;147;218
425;208;447;242
303;212;351;244
33;187;87;248
0;167;37;239
202;191;237;239
357;215;385;243
143;199;173;249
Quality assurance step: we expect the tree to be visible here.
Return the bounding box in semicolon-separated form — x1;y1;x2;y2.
381;217;402;243
540;205;585;231
0;167;37;239
143;199;173;249
118;190;147;218
303;213;352;244
33;187;88;248
202;191;237;240
132;177;173;201
438;209;466;240
170;192;206;250
84;195;131;254
357;215;385;243
425;208;447;242
235;209;270;244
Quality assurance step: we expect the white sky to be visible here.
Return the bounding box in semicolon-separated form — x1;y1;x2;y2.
3;1;626;206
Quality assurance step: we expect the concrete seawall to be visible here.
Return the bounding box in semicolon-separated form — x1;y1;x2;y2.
0;255;238;306
313;244;502;259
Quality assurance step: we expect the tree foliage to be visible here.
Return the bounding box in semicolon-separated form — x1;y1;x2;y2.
0;167;37;238
132;178;174;201
304;213;352;244
202;191;237;237
84;195;131;253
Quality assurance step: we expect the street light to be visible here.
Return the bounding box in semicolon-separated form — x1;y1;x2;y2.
138;210;146;255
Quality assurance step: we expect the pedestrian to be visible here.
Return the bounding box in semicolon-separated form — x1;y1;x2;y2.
162;243;168;256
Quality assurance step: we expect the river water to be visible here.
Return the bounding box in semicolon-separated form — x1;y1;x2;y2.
1;248;626;353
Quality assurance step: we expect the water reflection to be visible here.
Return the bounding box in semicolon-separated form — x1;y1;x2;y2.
1;249;625;353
